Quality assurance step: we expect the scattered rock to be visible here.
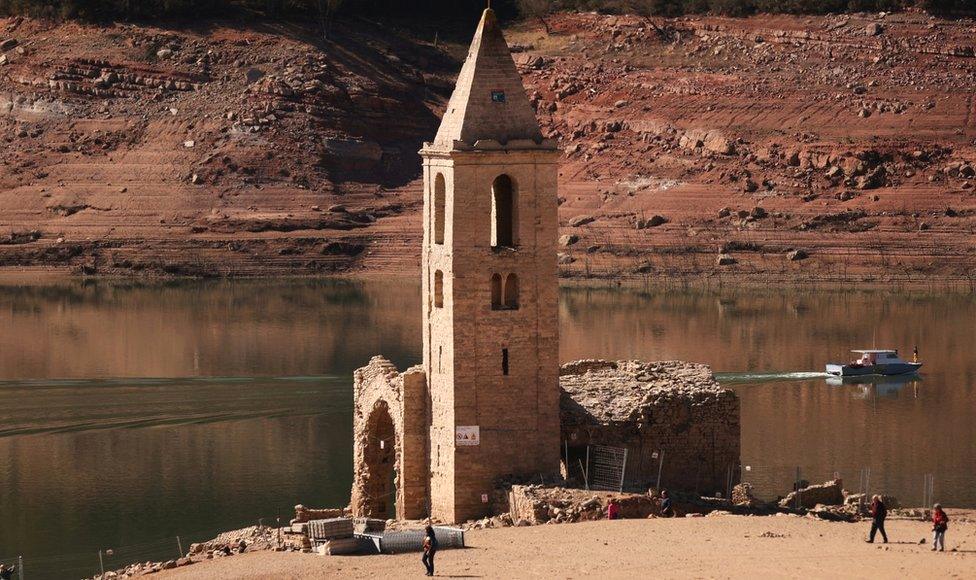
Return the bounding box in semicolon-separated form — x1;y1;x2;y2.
716;253;737;266
636;215;668;229
568;215;596;227
559;234;580;247
787;249;809;261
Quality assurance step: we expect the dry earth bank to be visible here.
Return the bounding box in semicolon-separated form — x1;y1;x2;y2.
1;11;975;281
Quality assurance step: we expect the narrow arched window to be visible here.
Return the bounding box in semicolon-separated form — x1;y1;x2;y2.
504;273;519;309
434;270;444;308
434;173;445;245
490;273;502;310
491;174;516;248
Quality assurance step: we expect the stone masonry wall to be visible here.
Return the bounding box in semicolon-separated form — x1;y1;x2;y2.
350;356;428;520
560;360;740;496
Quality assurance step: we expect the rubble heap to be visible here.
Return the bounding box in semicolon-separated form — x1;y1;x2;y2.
507;484;659;525
559;360;740;496
778;478;845;510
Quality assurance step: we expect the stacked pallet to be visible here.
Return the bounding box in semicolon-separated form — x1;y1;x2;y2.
307;518;360;556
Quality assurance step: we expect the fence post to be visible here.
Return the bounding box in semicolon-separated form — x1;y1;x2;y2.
177;536;183;558
585;446;590;490
795;466;802;510
17;556;23;580
98;549;105;578
656;450;665;490
618;449;628;492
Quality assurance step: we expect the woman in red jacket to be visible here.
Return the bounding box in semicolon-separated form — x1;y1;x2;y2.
932;503;949;552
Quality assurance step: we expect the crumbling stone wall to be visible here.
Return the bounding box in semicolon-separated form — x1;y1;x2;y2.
350;356;428;520
508;484;657;525
560;360;740;496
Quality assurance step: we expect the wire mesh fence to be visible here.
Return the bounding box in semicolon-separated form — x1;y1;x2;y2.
586;445;628;492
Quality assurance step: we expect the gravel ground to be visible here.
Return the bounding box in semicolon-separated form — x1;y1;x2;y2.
156;513;976;579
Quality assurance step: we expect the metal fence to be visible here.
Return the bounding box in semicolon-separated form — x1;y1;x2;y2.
586;445;628;492
356;526;465;554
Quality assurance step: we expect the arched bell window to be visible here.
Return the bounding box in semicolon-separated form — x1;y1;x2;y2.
434;270;444;308
503;273;519;309
490;273;503;310
491;174;516;249
433;173;445;245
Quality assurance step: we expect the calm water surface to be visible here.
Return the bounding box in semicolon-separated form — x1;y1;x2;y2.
0;279;974;578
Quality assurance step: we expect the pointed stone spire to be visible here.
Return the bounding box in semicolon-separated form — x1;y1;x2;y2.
432;9;543;149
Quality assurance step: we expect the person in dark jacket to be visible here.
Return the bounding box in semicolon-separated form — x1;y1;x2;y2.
932;503;949;552
866;495;888;543
422;523;438;576
0;564;16;580
659;489;674;517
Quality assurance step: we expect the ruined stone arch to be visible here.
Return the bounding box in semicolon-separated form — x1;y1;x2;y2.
351;357;429;520
491;174;517;248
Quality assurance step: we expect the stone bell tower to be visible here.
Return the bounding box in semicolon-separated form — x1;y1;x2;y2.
420;8;561;523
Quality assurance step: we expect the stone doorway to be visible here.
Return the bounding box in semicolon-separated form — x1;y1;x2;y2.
351;358;429;521
356;400;399;518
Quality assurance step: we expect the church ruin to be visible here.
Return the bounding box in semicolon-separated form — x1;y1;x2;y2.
350;9;740;524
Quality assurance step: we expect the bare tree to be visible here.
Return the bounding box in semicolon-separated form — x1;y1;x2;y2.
517;0;554;35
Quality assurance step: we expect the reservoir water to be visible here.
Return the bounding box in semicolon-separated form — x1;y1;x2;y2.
1;278;974;578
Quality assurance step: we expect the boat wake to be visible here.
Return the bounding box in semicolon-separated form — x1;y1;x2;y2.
715;371;830;384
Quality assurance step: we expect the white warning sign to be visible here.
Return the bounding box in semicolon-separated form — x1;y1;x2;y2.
455;426;480;446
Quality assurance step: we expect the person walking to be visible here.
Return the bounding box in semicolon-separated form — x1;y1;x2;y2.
932;503;949;552
866;495;888;543
659;489;674;518
422;523;438;576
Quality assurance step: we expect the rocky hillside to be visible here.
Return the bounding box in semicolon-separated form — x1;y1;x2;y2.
0;15;456;275
1;11;975;281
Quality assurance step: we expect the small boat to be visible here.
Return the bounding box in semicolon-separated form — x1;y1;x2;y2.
826;349;922;377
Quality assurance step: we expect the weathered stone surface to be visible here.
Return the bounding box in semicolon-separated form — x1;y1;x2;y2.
508;485;657;525
350;356;428;521
778;479;844;509
732;482;761;507
559;360;740;496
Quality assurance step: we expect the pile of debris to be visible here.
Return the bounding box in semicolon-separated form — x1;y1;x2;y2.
506;485;660;526
304;518;361;555
89;525;272;580
728;478;904;523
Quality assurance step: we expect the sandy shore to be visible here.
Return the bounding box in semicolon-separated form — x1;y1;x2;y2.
157;514;976;579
